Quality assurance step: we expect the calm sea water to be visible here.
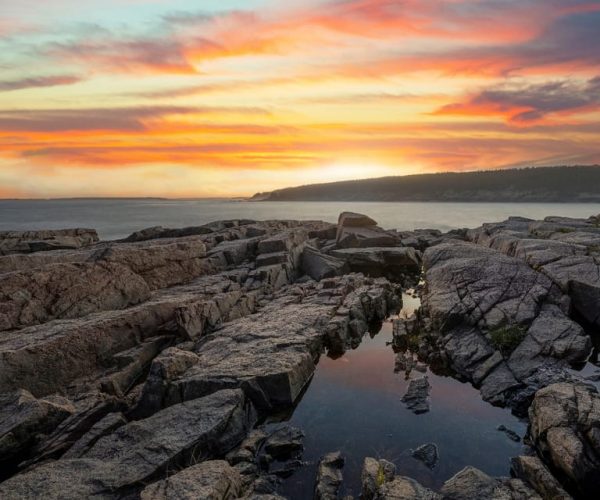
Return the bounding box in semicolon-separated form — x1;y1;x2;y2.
0;199;599;240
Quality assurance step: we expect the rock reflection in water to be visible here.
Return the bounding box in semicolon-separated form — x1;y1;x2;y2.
268;298;526;499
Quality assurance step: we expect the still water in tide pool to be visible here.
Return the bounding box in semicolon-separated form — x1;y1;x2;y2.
267;313;527;498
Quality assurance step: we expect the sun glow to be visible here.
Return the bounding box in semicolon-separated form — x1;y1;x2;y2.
306;163;408;184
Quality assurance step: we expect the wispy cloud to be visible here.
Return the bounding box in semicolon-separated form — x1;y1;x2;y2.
436;76;600;123
0;105;269;132
0;75;83;92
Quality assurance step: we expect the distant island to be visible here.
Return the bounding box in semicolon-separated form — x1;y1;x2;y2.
252;165;600;202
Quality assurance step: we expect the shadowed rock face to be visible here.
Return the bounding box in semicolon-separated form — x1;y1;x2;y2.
421;241;591;411
0;390;74;476
301;246;349;281
511;455;571;500
331;246;421;281
529;382;600;498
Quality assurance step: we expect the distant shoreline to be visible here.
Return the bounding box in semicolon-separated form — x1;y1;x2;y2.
251;165;600;203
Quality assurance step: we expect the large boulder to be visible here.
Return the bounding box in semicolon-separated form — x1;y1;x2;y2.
422;242;591;410
529;383;600;497
337;211;377;230
140;460;243;500
335;212;397;248
331;247;421;281
301;246;349;281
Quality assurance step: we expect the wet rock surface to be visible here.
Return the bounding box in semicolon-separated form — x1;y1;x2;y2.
0;211;599;498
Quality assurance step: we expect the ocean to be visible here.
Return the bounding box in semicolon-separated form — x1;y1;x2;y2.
1;199;599;240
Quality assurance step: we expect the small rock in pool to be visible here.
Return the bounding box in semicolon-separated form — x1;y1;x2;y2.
401;377;431;414
411;443;439;469
415;362;428;373
497;424;521;442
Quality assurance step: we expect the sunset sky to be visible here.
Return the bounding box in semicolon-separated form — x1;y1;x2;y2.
1;0;600;198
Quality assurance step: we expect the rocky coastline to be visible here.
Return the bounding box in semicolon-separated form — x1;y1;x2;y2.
1;211;599;499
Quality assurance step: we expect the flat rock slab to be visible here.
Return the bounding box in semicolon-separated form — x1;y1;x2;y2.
0;261;150;331
0;389;255;499
0;228;98;256
152;275;397;412
0;273;254;397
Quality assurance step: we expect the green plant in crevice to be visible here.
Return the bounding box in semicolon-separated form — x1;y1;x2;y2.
489;324;527;357
376;466;386;486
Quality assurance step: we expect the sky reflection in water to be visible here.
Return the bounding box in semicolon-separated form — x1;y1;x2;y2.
270;318;527;499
